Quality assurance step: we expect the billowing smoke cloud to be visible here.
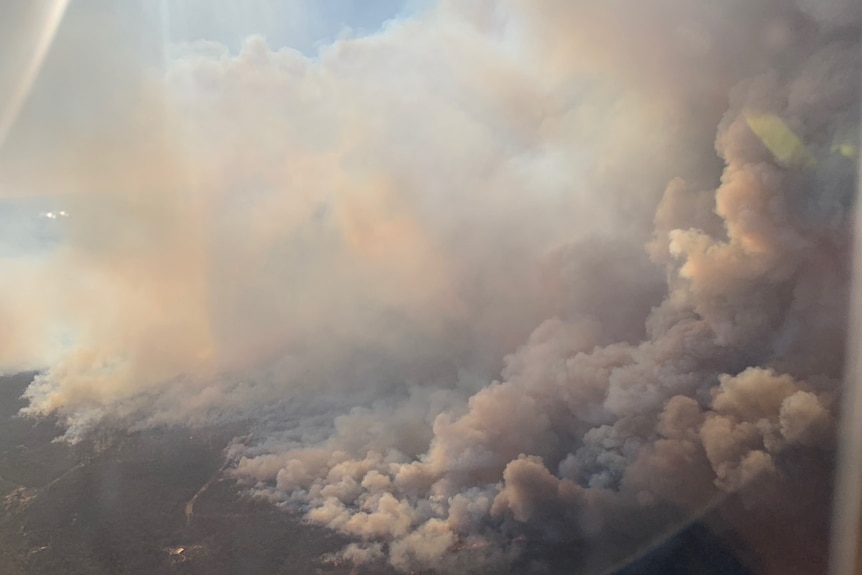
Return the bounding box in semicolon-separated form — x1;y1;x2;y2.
0;0;859;572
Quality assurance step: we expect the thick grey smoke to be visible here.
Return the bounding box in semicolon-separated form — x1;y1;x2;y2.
0;0;858;572
230;1;859;571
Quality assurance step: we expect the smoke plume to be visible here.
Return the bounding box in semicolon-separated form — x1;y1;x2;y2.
0;0;859;572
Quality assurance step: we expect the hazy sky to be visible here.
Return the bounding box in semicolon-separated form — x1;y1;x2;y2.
0;1;858;573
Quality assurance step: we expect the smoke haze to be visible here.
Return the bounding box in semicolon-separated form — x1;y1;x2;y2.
0;0;859;572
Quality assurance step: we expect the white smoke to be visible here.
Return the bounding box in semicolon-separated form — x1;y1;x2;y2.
0;0;858;572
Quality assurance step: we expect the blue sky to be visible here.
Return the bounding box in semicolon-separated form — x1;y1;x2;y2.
156;0;424;54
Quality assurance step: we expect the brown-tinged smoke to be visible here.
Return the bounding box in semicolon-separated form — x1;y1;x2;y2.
0;0;858;572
